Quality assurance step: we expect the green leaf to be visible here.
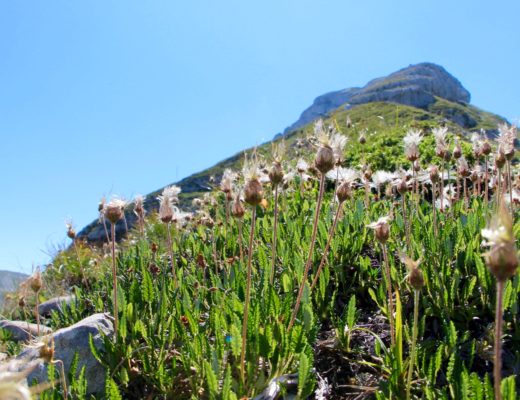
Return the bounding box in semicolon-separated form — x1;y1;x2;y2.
346;295;357;329
297;352;310;397
204;360;218;399
105;374;122;400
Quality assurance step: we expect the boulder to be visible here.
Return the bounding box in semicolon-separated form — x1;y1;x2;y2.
0;320;52;342
38;295;76;316
18;313;114;394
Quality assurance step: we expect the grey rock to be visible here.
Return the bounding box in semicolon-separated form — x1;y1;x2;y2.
0;320;52;342
18;313;114;394
38;295;76;317
0;352;7;361
284;62;471;133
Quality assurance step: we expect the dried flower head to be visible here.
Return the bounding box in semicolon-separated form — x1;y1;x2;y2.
330;132;348;164
367;216;391;243
242;152;263;206
220;169;237;194
133;195;145;217
400;254;425;290
433;126;449;158
157;186;180;224
29;269;43;293
482;199;519;281
498;123;516;160
103;198;127;224
65;219;76;240
457;156;470;177
403;129;423;162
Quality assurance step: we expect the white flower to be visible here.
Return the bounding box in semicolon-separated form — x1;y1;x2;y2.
296;158;309;173
404;129;423;147
433;126;448;144
162;185;181;203
242;152;261;181
326;167;358;182
220;169;237;193
330;133;348;162
367;215;391;229
498;123;516;155
403;129;422;160
371;170;395;188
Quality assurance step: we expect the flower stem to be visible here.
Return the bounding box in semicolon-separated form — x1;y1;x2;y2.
402;194;411;250
288;173;326;332
494;280;504;400
310;201;343;291
111;223;118;342
485;157;489;205
406;289;420;400
270;186;279;284
432;182;438;237
240;207;257;384
166;223;177;287
382;244;395;346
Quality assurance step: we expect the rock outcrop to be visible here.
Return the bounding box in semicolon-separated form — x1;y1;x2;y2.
284;62;470;133
18;313;114;394
38;295;76;317
0;320;52;342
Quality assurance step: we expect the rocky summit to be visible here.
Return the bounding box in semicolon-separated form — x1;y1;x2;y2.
284;62;471;133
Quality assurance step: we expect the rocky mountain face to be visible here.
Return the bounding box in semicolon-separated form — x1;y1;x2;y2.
284;63;471;133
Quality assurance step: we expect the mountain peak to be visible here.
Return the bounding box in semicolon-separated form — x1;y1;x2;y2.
284;62;471;133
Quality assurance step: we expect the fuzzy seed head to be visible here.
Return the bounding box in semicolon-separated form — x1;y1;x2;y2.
104;198;126;224
336;181;352;203
403;129;422;162
401;255;425;290
367;216;391;243
244;178;263;206
315;144;335;174
29;270;42;293
231;194;245;219
482;199;519;281
269;161;284;186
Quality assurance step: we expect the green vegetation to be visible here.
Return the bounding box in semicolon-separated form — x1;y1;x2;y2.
1;102;518;399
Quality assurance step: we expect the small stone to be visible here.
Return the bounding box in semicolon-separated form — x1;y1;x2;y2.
38;295;76;316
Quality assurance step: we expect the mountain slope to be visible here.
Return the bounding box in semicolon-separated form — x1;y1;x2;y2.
77;62;507;242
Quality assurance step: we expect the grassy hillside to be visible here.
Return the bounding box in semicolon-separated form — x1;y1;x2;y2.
2;116;519;398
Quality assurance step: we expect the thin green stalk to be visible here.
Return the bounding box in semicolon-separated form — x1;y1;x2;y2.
507;161;513;216
485;157;489;205
288;173;326;332
270;185;279;284
494;280;504;400
240;207;257;384
406;289;420;400
440;161;445;211
382;244;395;346
402;194;411;250
166;223;178;287
238;220;244;265
110;223;118;341
432;182;438;237
310;201;343;291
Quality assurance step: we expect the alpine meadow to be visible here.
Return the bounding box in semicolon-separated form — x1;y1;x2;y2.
1;63;519;400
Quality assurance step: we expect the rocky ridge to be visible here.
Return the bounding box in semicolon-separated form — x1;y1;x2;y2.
283;62;470;134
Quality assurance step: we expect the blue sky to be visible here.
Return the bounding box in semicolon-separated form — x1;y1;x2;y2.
0;1;518;274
